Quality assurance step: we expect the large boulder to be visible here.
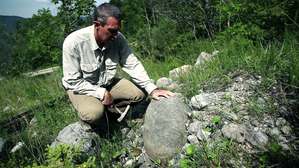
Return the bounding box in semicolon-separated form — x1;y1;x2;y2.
51;121;99;156
143;95;189;161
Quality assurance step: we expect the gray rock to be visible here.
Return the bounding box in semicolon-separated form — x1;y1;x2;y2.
29;117;38;126
187;135;199;144
250;120;259;127
169;65;192;79
247;130;268;148
195;51;217;66
190;93;218;110
270;127;281;137
143;95;188;161
51;121;99;156
190;111;201;119
0;137;6;153
221;123;247;143
156;77;173;88
127;129;136;140
196;129;211;141
3;106;10;112
276;117;287;127
10;141;25;153
263;117;274;127
137;152;155;168
188;121;201;134
279;142;290;151
281;125;292;135
124;159;134;167
223;112;239;121
212;50;219;56
167;82;180;91
121;127;130;137
235;76;243;83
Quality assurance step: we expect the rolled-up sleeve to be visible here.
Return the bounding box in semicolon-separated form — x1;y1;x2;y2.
118;35;157;95
62;39;106;100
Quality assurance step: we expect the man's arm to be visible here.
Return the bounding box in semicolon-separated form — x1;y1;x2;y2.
118;34;174;99
62;39;106;100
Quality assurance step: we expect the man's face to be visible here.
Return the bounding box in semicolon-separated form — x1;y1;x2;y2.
94;17;120;44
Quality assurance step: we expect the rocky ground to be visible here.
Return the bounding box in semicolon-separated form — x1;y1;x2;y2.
115;52;299;167
2;51;298;167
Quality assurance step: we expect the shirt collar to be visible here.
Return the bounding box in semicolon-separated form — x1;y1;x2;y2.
90;25;108;52
89;25;100;51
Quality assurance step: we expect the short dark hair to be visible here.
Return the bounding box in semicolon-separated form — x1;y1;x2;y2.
93;3;121;25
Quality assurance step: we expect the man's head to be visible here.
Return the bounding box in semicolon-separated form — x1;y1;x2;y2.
93;3;121;45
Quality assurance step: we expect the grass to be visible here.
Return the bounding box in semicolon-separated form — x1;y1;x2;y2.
0;69;64;122
177;34;299;98
0;34;298;167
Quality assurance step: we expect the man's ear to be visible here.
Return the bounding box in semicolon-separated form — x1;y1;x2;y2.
93;21;102;29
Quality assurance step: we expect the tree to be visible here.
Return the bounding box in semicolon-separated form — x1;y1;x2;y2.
11;9;64;73
51;0;96;36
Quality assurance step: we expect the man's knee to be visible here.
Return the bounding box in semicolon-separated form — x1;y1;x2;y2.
131;88;146;102
110;78;146;102
78;104;105;124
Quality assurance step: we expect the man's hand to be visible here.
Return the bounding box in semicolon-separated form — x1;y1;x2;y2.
102;90;113;105
150;89;175;100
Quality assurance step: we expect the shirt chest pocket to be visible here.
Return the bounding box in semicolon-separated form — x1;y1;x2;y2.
81;63;100;83
105;59;118;70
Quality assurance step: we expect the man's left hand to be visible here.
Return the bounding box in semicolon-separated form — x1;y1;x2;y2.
150;89;175;100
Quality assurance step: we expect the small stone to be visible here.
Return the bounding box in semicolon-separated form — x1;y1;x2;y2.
31;131;38;138
278;135;288;143
156;77;173;88
167;82;180;91
276;117;287;127
270;127;281;137
223;112;238;121
235;76;243;83
187;135;199;144
279;143;290;151
10;142;25;153
212;50;219;56
188;121;201;134
195;51;216;66
190;111;201;119
251;120;259;127
257;97;266;106
196;129;211;141
29;117;38;126
3;106;10;112
281;126;292;135
124;159;134;167
247;130;268;148
221;123;247;143
190;93;218;110
169;65;192;79
263;118;274;127
126;130;135;140
243;115;250;121
121;128;130;137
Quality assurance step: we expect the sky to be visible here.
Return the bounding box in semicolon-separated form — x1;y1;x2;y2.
0;0;109;18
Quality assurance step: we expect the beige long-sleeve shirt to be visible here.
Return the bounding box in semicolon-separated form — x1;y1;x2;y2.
62;25;157;100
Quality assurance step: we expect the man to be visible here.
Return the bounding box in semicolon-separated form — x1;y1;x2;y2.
62;3;173;126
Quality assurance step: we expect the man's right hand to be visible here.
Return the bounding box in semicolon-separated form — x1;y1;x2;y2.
102;90;113;105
